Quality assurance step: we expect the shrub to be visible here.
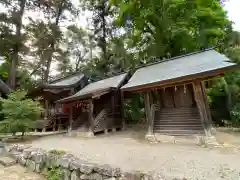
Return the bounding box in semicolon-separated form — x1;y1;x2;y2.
0;90;43;136
46;166;64;180
230;103;240;127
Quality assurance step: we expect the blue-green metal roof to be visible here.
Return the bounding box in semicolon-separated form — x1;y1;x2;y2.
122;49;238;91
57;73;128;103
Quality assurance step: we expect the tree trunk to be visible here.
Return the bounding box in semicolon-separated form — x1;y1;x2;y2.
7;0;26;89
100;1;107;60
43;2;63;83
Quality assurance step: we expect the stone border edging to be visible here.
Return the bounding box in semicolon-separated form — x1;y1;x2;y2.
4;144;170;180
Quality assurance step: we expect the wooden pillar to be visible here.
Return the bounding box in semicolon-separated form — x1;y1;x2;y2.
144;91;153;136
201;81;213;129
68;88;75;134
193;81;211;136
43;99;48;132
68;103;73;133
120;91;125;130
88;99;94;136
111;93;115;130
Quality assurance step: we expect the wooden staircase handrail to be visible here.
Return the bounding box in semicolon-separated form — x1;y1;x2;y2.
93;109;109;131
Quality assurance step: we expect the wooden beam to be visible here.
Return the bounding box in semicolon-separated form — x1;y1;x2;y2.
192;81;211;136
88;99;94;136
144;92;153;135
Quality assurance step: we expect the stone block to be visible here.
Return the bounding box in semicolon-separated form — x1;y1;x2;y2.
80;162;95;174
23;148;36;159
26;159;36;171
32;151;46;164
46;152;59;167
89;173;103;180
59;154;77;169
80;174;90;180
11;151;22;160
5;144;17;152
35;163;45;173
104;178;116;180
71;170;80;180
141;174;153;180
63;168;71;180
70;159;84;171
18;155;27;166
154;134;175;143
0;156;17;167
121;172;143;180
94;164;121;177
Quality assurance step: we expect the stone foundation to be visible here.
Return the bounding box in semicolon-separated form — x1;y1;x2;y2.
151;134;220;147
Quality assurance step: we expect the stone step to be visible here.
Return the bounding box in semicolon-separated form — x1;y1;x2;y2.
0;156;17;167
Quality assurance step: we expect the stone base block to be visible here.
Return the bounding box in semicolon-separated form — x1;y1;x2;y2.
88;131;94;137
145;134;157;143
154;134;175;143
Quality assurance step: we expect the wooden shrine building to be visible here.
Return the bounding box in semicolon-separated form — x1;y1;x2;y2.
57;73;129;136
121;49;239;138
28;72;88;131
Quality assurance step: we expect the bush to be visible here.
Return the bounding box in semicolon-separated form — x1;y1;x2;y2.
230;103;240;127
0;90;43;136
46;166;64;180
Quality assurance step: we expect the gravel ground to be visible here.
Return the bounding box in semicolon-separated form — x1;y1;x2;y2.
26;130;240;180
0;164;45;180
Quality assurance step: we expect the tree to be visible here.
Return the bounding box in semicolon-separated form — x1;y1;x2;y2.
0;91;43;136
112;0;230;61
0;0;29;89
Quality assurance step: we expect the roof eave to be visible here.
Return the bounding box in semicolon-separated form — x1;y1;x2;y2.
56;87;115;104
122;64;239;92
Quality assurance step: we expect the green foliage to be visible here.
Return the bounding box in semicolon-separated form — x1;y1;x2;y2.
46;166;64;180
0;91;43;135
230;104;240;127
48;149;66;156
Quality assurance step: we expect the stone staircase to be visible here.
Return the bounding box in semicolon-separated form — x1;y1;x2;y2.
154;107;205;136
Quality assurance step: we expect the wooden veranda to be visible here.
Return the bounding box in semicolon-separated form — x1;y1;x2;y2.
56;73;129;136
121;49;239;138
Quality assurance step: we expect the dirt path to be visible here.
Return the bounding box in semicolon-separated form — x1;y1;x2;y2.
24;130;240;180
0;164;45;180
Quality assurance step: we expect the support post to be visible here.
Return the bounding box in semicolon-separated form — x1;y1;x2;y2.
88;99;94;137
193;81;212;136
201;81;213;130
68;88;75;134
43;99;48;132
144;91;154;138
120;91;125;130
111;93;115;130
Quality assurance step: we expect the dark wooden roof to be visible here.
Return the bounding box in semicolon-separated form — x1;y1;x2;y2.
44;72;85;89
57;73;128;103
0;79;11;94
121;49;239;91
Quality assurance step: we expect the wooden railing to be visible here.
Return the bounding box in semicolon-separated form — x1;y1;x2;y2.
93;109;109;132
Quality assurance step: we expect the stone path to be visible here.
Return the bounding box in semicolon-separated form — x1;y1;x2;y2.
0;156;45;180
